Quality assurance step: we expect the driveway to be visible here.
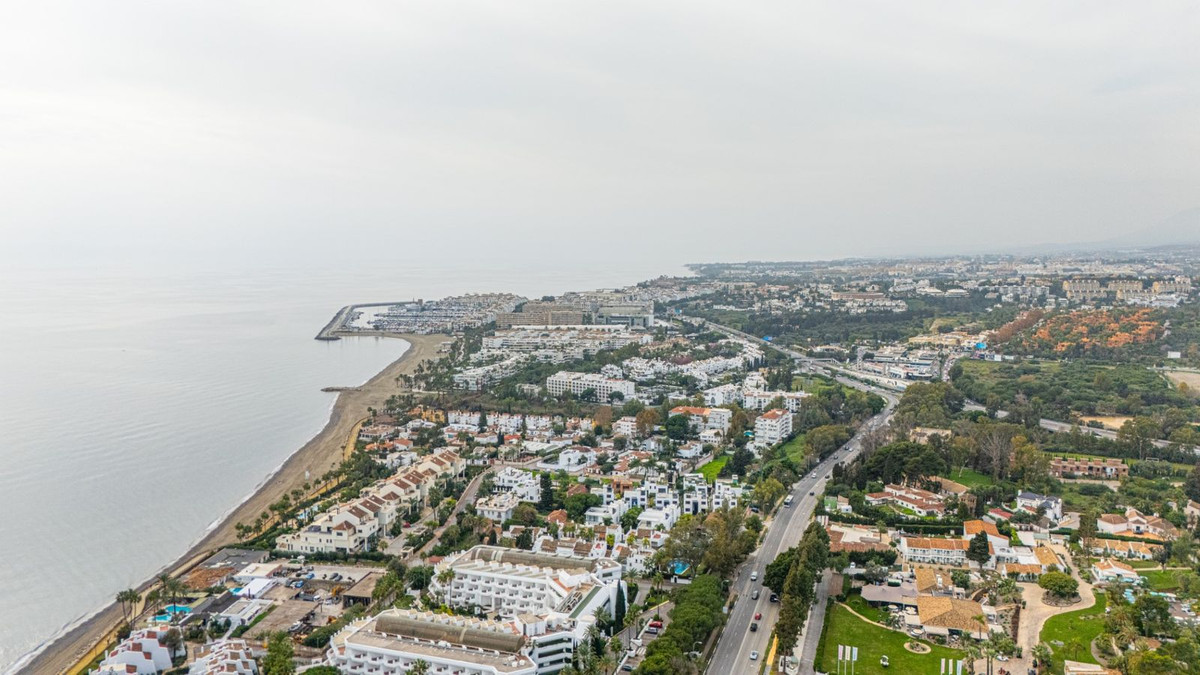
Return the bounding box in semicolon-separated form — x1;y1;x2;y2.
992;546;1096;675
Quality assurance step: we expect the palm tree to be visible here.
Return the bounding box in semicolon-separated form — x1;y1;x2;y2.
145;588;163;615
410;660;430;675
115;588;141;625
1031;643;1052;672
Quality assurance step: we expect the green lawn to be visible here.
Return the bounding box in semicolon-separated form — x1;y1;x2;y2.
1126;560;1164;569
699;455;729;482
947;467;992;488
816;604;966;675
843;592;888;623
779;433;809;465
1138;569;1182;591
1040;594;1107;674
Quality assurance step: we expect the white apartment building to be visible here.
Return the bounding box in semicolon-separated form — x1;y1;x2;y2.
677;441;704;460
328;609;540;675
637;504;680;531
613;416;638;437
899;536;970;566
189;639;257;675
494;467;543;502
98;629;175;674
584;501;627;526
545;372;635;400
702;383;743;406
754;409;793;445
477;492;521;523
742;390;810;412
713;480;744;509
432;546;622;620
454;356;524;391
277;449;464;554
536;448;597;473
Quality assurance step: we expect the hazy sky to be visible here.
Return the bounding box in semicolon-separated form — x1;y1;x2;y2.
2;2;1197;270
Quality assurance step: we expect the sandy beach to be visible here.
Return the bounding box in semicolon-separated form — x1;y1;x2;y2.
23;333;446;675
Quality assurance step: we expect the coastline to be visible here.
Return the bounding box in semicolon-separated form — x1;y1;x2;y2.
20;333;447;675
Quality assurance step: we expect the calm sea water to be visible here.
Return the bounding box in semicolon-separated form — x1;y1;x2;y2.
0;261;675;672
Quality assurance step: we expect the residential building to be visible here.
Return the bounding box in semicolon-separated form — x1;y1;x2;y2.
1016;491;1063;522
494;467;543;502
431;546;622;619
189;639;257;675
545;371;635;400
1091;558;1140;584
1049;457;1128;479
754;408;793;445
1096;508;1178;540
669;406;732;433
98;629;174;674
899;536;970;566
866;484;946;517
327;609;541;675
613;417;638;438
1090;539;1163;560
910;596;998;640
477;493;521;523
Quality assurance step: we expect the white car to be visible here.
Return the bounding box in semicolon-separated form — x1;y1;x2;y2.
750;651;759;661
750;571;758;582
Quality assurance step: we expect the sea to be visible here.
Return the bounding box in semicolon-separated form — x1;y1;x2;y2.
0;261;676;673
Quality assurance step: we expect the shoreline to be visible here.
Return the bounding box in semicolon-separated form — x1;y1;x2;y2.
19;333;447;675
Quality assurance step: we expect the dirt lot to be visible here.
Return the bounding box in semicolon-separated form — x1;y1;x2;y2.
1078;415;1133;430
1164;369;1200;395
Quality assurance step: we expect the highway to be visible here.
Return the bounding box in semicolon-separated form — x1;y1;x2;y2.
704;400;896;674
688;316;909;674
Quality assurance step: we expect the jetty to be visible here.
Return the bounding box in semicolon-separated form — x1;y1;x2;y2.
315;305;352;341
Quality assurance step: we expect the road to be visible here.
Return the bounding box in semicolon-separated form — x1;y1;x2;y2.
962;402;1174;449
705;398;897;674
687;316;911;673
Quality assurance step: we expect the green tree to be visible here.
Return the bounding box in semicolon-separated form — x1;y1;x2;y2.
1133;594;1174;637
405;565;435;590
262;632;296;675
1037;571;1078;599
115;588;141;626
966;531;991;566
540;472;555;510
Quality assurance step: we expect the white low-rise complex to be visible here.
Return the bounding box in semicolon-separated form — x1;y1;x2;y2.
431;546;622;619
545;372;635;401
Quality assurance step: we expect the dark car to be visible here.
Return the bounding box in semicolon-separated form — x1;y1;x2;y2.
750;622;759;632
769;593;779;603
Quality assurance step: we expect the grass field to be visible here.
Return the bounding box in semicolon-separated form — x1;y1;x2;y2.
1138;569;1182;591
947;467;992;488
816;604;965;675
1040;594;1107;673
699;455;729;482
843;592;888;623
779;433;809;465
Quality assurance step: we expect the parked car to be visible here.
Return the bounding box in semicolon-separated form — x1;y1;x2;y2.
750;622;758;632
769;593;779;603
754;612;762;620
750;571;758;582
752;590;760;600
750;651;759;661
648;621;663;629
